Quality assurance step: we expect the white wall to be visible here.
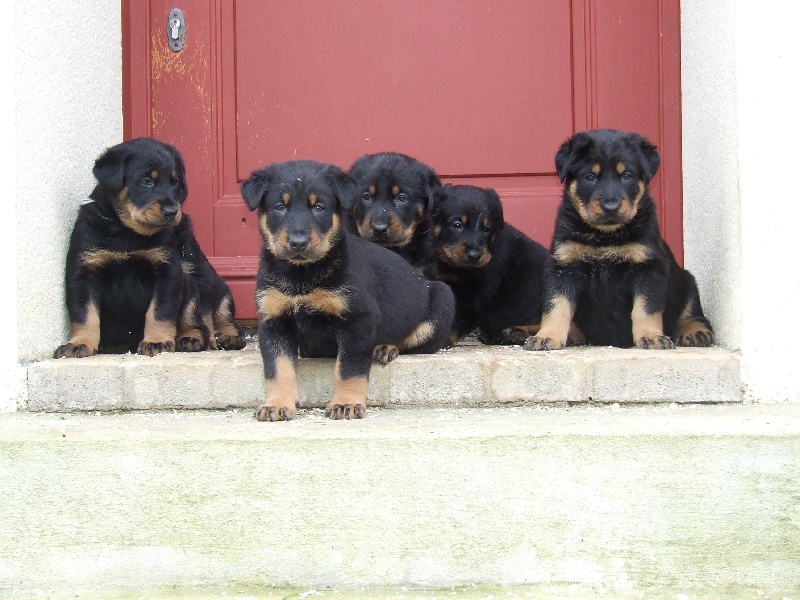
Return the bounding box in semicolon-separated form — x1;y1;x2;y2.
683;0;800;402
735;1;800;402
680;0;741;352
15;0;123;370
1;5;23;411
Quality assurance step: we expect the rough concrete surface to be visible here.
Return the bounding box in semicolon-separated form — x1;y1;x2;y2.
26;345;742;412
1;405;799;598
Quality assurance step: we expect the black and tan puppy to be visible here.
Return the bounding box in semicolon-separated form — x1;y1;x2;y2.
432;184;552;345
241;160;455;421
520;129;713;351
54;137;245;358
348;152;442;278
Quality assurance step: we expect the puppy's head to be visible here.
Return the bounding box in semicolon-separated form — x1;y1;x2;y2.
93;137;188;236
432;184;503;269
240;160;356;264
554;129;659;231
348;152;442;248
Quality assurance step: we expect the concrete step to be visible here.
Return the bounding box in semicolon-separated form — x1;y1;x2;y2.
26;345;741;412
1;405;799;598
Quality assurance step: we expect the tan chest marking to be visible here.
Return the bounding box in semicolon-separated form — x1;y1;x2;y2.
553;241;651;265
79;248;170;269
257;287;349;321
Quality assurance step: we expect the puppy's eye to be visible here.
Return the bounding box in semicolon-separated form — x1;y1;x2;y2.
621;172;633;181
312;203;326;213
273;202;287;213
140;177;155;187
584;173;597;183
361;192;373;202
396;193;408;203
451;220;463;230
481;224;492;233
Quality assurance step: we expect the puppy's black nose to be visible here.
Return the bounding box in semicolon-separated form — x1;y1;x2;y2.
288;234;309;251
601;198;621;212
466;247;483;261
372;223;388;235
162;204;179;218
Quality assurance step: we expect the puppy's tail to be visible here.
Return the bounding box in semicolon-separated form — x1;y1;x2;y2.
400;280;456;354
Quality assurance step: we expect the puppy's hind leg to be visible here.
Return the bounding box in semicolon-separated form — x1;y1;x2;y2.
213;292;246;350
400;280;456;354
176;295;210;352
673;288;714;347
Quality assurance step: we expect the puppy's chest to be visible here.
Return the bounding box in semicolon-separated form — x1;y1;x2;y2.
552;239;653;268
79;245;173;271
256;283;351;322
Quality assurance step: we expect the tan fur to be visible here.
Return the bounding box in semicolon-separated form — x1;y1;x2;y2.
616;162;626;175
257;286;349;321
66;302;101;355
631;295;671;348
202;312;219;350
328;356;368;419
115;188;181;236
357;213;414;247
528;295;573;350
79;248;170;269
257;355;301;421
392;185;401;197
437;242;491;268
552;241;651;265
399;321;434;351
142;298;177;345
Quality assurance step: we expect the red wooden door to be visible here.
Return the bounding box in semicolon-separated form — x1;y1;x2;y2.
124;1;682;321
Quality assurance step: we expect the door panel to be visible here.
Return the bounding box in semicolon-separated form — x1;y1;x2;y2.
124;0;682;320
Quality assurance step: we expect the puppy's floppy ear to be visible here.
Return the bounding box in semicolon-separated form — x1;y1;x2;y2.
165;143;189;203
93;145;130;190
325;164;359;211
554;131;594;183
424;168;444;213
486;188;505;230
432;182;454;218
627;132;660;182
240;165;277;212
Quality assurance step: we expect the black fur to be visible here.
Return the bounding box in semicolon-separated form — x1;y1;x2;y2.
241;160;455;421
523;129;713;351
432;184;550;344
348;152;441;278
55;137;244;358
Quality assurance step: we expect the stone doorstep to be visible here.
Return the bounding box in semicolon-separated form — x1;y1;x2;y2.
25;344;742;412
2;405;799;597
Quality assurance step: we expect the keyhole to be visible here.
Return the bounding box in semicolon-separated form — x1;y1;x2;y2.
241;218;247;227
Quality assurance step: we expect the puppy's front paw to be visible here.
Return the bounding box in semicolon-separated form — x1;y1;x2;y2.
137;339;176;357
372;344;399;365
636;335;675;349
54;343;97;359
325;400;366;420
523;336;566;351
255;400;299;422
675;326;714;348
502;326;538;345
217;333;246;351
176;335;206;352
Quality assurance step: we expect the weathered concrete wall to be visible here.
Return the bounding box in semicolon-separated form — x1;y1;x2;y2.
14;0;123;365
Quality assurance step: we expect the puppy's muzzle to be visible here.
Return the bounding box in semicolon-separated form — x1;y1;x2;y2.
600;197;621;213
162;203;180;220
466;246;484;263
288;233;309;252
